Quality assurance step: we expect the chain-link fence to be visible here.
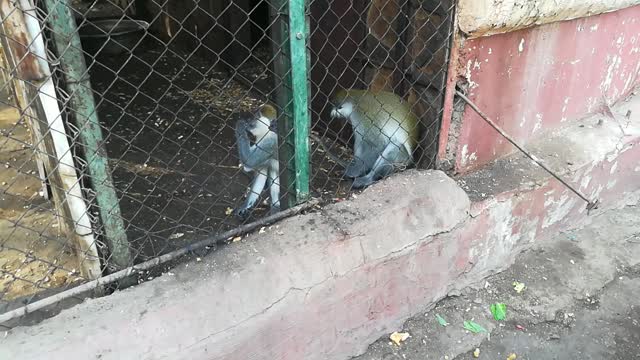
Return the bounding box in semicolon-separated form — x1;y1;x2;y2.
0;0;454;326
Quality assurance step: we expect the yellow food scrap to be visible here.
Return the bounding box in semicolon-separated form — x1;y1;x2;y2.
389;331;410;346
512;281;526;293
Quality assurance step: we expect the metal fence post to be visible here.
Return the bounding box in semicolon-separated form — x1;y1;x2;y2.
288;0;311;203
272;0;310;209
42;0;132;271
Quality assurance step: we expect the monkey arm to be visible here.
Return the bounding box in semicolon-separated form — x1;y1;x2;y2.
235;120;277;169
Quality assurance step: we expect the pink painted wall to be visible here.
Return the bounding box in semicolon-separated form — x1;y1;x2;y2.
453;5;640;173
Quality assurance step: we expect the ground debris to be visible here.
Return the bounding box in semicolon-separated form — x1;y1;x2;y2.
389;332;410;346
354;204;640;360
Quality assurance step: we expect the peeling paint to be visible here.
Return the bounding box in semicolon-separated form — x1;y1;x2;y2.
562;97;571;114
465;60;479;89
542;195;578;229
610;161;618;174
587;97;598;113
592;184;605;200
473;200;518;271
601;55;622;92
532;114;543;134
461;144;469;167
580;176;592;190
460;144;478;167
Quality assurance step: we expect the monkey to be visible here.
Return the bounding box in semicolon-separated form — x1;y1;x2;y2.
233;104;280;219
233;90;416;218
329;89;419;189
233;104;348;219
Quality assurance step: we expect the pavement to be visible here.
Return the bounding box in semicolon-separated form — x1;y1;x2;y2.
354;202;640;360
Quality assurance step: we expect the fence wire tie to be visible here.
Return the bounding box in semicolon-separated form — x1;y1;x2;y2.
455;90;600;215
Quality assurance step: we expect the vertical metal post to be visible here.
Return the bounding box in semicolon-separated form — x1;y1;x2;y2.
271;0;310;208
288;0;310;203
42;0;132;270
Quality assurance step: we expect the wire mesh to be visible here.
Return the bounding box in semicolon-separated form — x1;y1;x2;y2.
0;0;454;325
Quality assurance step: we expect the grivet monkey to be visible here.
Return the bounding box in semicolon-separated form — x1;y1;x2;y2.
233;104;280;219
233;103;343;219
330;89;419;189
234;90;417;218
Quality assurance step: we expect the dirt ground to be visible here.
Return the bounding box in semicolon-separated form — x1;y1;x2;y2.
355;203;640;360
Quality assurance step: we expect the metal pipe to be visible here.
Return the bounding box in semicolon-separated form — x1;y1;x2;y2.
456;90;600;213
0;199;320;325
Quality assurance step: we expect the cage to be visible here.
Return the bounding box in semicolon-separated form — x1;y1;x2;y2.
0;0;455;324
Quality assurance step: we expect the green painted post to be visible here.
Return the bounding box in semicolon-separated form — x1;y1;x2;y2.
271;0;311;208
43;0;132;271
288;0;310;203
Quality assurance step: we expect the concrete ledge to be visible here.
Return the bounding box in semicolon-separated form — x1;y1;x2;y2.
458;0;640;38
4;96;640;360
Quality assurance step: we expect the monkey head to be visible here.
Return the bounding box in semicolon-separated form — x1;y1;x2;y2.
258;104;277;122
330;89;357;119
246;103;278;141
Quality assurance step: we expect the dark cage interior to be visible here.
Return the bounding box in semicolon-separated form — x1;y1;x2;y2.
0;0;454;314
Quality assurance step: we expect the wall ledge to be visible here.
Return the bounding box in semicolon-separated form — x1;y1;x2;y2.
458;0;640;38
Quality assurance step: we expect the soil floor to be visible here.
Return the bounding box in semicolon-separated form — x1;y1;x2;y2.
355;202;640;360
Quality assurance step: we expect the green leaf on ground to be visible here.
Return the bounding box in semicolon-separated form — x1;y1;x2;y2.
463;320;487;333
490;303;507;321
435;314;449;327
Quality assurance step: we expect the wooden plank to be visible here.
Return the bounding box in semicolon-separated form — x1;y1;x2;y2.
43;0;132;271
0;0;102;279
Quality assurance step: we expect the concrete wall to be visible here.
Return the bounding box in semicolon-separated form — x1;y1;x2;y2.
4;92;640;360
458;0;640;38
445;5;640;174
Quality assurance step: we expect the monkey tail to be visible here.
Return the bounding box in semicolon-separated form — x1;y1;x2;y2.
309;133;350;168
